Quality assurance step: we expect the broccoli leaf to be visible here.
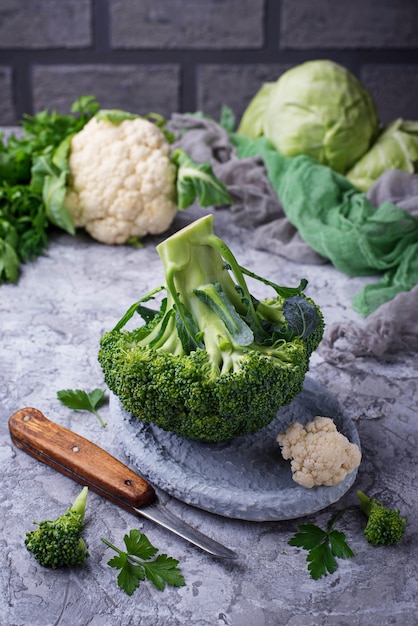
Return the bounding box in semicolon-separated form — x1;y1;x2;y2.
283;296;319;339
194;282;254;346
172;148;232;210
239;266;308;298
288;510;354;580
101;530;185;595
57;388;107;428
174;301;202;353
112;286;165;331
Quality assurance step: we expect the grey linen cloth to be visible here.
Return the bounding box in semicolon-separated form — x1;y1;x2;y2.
169;113;418;362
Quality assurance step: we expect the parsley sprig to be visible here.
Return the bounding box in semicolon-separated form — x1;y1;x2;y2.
0;95;99;285
57;388;107;427
288;509;354;580
101;530;185;595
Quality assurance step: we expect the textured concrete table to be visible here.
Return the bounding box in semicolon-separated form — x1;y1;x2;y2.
1;205;416;626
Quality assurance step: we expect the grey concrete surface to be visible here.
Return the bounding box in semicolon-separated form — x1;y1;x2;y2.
1;206;416;626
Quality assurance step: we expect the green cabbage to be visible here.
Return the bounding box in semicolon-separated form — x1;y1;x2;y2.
347;119;418;191
237;82;275;139
261;60;379;174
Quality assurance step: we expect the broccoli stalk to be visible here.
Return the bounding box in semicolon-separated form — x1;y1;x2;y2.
98;214;324;442
25;486;89;568
357;490;407;546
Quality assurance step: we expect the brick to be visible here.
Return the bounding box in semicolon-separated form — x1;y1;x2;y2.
197;64;291;121
280;0;418;48
0;67;15;125
0;0;91;49
361;65;418;124
32;65;180;119
110;0;264;48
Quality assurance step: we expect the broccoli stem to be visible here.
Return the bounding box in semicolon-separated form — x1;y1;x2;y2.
357;490;373;516
156;215;266;344
71;485;88;518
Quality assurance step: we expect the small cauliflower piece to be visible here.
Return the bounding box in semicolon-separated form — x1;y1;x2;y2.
64;115;178;244
277;416;361;488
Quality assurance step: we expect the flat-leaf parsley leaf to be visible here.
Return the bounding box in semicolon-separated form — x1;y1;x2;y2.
288;510;354;580
57;388;107;427
101;529;185;595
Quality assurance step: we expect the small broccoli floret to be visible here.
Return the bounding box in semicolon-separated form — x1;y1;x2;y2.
357;490;407;546
25;486;89;568
98;214;324;442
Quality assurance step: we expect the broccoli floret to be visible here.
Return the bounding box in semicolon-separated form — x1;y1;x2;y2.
25;486;89;568
98;214;324;442
357;490;407;546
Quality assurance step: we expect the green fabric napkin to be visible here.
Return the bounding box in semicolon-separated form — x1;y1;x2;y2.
232;134;418;316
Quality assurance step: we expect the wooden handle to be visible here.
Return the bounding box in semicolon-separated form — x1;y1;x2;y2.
8;407;156;510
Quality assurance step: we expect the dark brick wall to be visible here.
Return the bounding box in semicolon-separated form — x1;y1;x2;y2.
0;0;418;125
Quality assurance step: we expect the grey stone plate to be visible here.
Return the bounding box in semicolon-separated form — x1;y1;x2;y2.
109;377;361;521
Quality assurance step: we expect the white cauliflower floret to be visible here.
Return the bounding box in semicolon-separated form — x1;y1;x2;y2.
277;416;361;488
64;116;178;244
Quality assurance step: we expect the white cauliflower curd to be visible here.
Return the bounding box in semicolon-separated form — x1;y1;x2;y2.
277;416;361;488
64;115;178;244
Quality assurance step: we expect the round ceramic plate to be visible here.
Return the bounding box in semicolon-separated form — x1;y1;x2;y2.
108;377;361;521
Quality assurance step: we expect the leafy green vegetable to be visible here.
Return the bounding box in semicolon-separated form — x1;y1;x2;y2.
57;388;107;427
237;82;275;139
347;119;418;191
0;95;99;285
288;510;354;580
260;60;378;174
172;148;232;210
101;529;185;595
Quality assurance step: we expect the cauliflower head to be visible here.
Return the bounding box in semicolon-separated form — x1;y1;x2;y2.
277;416;361;488
64;115;177;244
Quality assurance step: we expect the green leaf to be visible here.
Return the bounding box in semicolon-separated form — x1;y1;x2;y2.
142;554;186;591
288;512;354;580
31;147;75;235
123;529;158;561
172;148;232;210
329;530;355;559
194;282;254;346
43;169;74;234
283;296;320;340
112;285;165;332
117;560;145;597
219;105;236;132
107;552;128;571
288;523;327;550
57;388;107;428
70;95;100;117
239;266;308;298
95;109;138;125
101;531;185;596
307;543;338;580
0;236;20;283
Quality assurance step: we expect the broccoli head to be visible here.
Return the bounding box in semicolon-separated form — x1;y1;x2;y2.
98;214;324;442
357;490;407;546
25;486;89;568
